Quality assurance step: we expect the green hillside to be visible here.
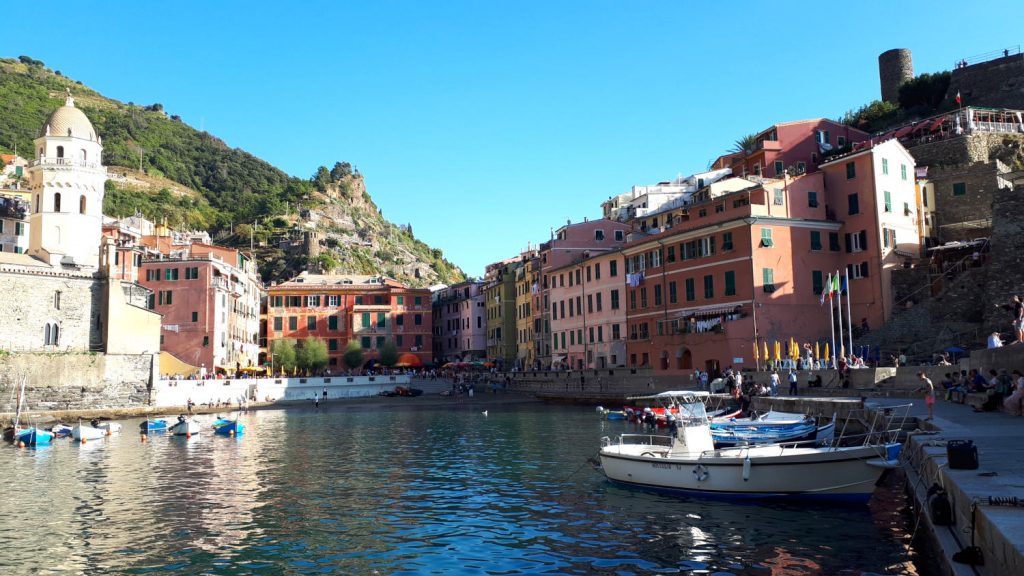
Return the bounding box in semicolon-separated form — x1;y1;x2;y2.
0;56;464;286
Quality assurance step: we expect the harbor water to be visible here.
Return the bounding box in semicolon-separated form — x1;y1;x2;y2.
0;402;924;575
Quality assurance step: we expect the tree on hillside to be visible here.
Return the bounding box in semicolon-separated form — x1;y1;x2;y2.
379;340;399;368
841;100;900;133
312;166;331;191
330;161;352;181
297;338;329;373
898;71;952;112
343;340;364;371
270;339;297;373
730;133;758;155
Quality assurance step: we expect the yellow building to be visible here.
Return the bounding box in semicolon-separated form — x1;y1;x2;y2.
515;254;538;370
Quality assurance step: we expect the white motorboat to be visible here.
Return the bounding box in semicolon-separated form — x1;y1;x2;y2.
169;417;201;436
599;391;903;502
72;423;106;442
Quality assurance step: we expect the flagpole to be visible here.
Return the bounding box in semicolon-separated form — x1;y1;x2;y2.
828;273;836;370
835;269;844;365
845;268;854;360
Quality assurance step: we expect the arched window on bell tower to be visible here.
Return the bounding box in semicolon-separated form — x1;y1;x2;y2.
54;193;61;212
80;195;87;214
56;146;64;158
80;149;87;162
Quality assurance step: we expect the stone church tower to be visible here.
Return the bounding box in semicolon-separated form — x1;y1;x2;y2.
27;92;106;268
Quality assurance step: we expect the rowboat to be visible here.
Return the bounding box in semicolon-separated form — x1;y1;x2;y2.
15;427;54;446
72;423;106;442
95;421;122;434
140;419;169;432
50;424;73;438
598;391;903;502
710;411;836;447
212;418;245;436
169;417;201;436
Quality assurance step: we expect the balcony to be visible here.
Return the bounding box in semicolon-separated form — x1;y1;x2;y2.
30;156;103;170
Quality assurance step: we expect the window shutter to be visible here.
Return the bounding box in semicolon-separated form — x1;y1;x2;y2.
859;230;868;251
844;233;852;253
861;262;869;277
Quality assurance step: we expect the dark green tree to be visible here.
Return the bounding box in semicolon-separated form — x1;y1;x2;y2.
297;338;329;372
379;340;399;367
270;339;297;373
330;161;352;181
343;340;364;370
312;165;331;190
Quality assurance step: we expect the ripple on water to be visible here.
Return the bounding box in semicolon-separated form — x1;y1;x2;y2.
0;406;920;575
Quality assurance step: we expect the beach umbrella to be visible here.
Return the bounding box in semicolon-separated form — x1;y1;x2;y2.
815;341;821;361
753;341;759;361
773;340;781;361
823;342;830;364
762;341;769;361
790;338;798;359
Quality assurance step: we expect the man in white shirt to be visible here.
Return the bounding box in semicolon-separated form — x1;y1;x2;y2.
988;332;1004;349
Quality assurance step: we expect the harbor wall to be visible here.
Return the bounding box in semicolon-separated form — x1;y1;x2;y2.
0;351;156;412
151;374;412;408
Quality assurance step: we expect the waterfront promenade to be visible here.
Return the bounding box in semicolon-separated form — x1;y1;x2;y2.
886;396;1024;576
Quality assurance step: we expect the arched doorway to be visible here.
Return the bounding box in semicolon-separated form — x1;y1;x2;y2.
676;347;692;370
659;350;669;370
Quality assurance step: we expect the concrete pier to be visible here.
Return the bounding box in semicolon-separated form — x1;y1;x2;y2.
878;397;1024;576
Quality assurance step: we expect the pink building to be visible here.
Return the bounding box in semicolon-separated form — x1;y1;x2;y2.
713;119;870;179
618;150;918;376
548;249;627;370
140;239;263;372
432;281;487;362
537;219;632;368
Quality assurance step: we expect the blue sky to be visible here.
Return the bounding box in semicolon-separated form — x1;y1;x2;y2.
3;0;1019;276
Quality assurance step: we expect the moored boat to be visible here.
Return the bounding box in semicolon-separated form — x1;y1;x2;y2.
169;416;201;436
140;419;169;432
212;418;245;436
50;423;73;438
710;412;836;447
95;421;122;434
598;391;903;502
72;423;106;442
16;427;55;446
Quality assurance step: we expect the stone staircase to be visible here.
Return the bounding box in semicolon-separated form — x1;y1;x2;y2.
859;264;989;363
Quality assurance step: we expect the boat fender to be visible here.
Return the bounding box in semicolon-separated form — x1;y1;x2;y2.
742;456;751;482
693;464;709;482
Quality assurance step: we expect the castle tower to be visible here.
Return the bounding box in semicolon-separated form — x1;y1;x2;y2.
27;93;107;268
878;48;914;104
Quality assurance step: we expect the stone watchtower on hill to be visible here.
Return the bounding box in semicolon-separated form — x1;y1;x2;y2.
878;48;914;104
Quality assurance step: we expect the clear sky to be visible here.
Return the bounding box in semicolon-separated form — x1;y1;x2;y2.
3;0;1019;276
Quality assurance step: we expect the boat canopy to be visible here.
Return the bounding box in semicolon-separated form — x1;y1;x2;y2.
627;390;710;401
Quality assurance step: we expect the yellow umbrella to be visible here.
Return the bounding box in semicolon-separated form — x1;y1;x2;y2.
815;341;821;361
763;341;769;361
753;341;759;361
823;342;830;363
774;340;781;361
790;338;798;360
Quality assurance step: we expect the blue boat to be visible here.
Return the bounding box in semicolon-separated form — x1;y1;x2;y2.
50;424;73;438
140;419;169;432
16;427;55;446
212;418;245;436
710;412;835;447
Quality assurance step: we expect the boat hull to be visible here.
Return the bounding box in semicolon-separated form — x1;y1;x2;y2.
141;419;169;432
16;428;55;446
169;420;201;436
72;425;106;441
599;442;900;502
212;419;245;436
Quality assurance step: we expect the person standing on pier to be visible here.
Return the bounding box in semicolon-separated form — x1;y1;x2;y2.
916;372;936;421
788;369;798;395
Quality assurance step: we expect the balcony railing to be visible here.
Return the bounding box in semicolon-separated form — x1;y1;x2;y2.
30;157;103;170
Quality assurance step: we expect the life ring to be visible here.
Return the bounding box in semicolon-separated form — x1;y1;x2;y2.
692;464;709;482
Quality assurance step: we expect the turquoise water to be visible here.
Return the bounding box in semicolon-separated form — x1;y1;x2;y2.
0;403;920;575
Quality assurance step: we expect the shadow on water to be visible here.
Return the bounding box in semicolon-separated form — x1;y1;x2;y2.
0;403;926;575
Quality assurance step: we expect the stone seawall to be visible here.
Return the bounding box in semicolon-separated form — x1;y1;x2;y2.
0;352;156;413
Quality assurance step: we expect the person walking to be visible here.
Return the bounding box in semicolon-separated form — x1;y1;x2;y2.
788;369;799;395
769;370;780;397
916;372;936;421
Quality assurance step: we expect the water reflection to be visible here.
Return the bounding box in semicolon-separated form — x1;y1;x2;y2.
0;405;920;575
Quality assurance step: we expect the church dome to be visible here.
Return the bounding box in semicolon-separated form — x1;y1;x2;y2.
38;95;96;140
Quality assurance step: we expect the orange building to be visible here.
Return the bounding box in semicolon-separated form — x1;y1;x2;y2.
622;139;918;376
266;273;432;369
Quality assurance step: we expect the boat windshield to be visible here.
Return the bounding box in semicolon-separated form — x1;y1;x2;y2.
674;400;708;426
